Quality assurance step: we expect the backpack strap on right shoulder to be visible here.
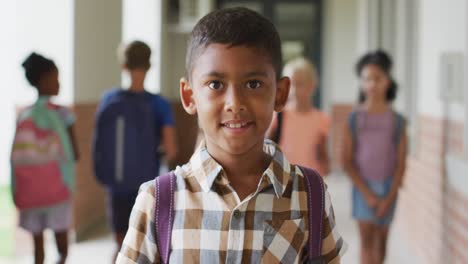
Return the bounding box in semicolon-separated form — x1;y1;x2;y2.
154;171;176;264
298;165;325;261
392;111;405;145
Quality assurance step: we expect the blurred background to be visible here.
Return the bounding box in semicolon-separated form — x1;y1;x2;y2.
1;0;467;263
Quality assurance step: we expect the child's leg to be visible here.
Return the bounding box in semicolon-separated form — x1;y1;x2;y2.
54;230;68;264
33;232;45;264
109;191;138;262
374;226;390;264
358;221;377;264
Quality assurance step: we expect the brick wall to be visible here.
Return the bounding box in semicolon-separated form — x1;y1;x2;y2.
73;104;108;241
445;188;468;262
443;119;468;263
394;115;467;263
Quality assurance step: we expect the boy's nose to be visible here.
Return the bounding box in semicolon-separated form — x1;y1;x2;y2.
224;87;246;113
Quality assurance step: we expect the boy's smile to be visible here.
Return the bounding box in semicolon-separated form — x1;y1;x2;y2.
181;43;289;158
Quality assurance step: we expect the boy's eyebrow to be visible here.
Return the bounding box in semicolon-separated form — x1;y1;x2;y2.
201;71;269;79
202;71;226;79
244;71;269;78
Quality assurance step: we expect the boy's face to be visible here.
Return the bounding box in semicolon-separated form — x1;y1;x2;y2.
181;44;289;156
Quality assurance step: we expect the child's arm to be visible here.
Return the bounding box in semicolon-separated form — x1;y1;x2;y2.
68;125;79;161
317;113;331;175
341;122;379;208
318;134;331;176
376;125;408;217
162;126;177;162
116;182;160;263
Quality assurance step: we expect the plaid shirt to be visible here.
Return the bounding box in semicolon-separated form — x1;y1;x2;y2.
117;140;345;263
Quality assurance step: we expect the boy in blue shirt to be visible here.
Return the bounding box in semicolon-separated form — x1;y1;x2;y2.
94;41;177;261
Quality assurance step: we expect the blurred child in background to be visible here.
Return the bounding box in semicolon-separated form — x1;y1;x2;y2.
11;52;79;264
342;50;407;264
92;41;177;262
268;57;331;176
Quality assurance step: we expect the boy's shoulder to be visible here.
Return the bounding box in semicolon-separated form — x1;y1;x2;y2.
102;87;123;100
148;92;171;105
148;93;173;115
97;88;123;108
101;89;170;104
139;179;156;196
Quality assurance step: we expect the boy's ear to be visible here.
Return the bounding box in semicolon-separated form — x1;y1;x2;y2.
180;77;197;115
274;76;290;112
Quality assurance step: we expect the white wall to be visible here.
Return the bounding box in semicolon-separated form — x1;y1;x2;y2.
323;0;360;109
122;0;161;93
163;32;190;100
160;0;214;100
15;0;75;106
74;0;121;103
417;0;467;122
0;0;74;185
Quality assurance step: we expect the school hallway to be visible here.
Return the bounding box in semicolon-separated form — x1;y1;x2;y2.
5;173;413;264
1;0;467;263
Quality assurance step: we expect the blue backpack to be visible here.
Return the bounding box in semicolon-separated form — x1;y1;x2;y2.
93;90;161;192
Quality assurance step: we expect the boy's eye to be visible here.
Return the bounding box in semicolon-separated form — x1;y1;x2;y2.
208;81;224;90
246;80;261;89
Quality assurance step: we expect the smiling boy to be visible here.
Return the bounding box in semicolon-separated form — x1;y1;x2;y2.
117;7;345;264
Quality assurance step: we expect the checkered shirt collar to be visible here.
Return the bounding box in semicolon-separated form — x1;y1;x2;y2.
189;139;292;198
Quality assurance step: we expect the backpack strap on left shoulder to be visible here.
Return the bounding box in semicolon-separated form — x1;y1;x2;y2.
298;165;325;262
154;171;176;264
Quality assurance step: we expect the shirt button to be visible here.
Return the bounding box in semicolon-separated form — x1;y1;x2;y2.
233;210;241;218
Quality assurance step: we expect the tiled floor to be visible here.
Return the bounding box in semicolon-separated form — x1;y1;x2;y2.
4;173;417;264
8;232;114;264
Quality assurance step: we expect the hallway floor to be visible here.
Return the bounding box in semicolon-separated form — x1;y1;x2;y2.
325;174;415;263
4;173;416;263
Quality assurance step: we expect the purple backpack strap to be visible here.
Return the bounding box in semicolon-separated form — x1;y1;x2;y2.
298;165;325;262
154;171;176;264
